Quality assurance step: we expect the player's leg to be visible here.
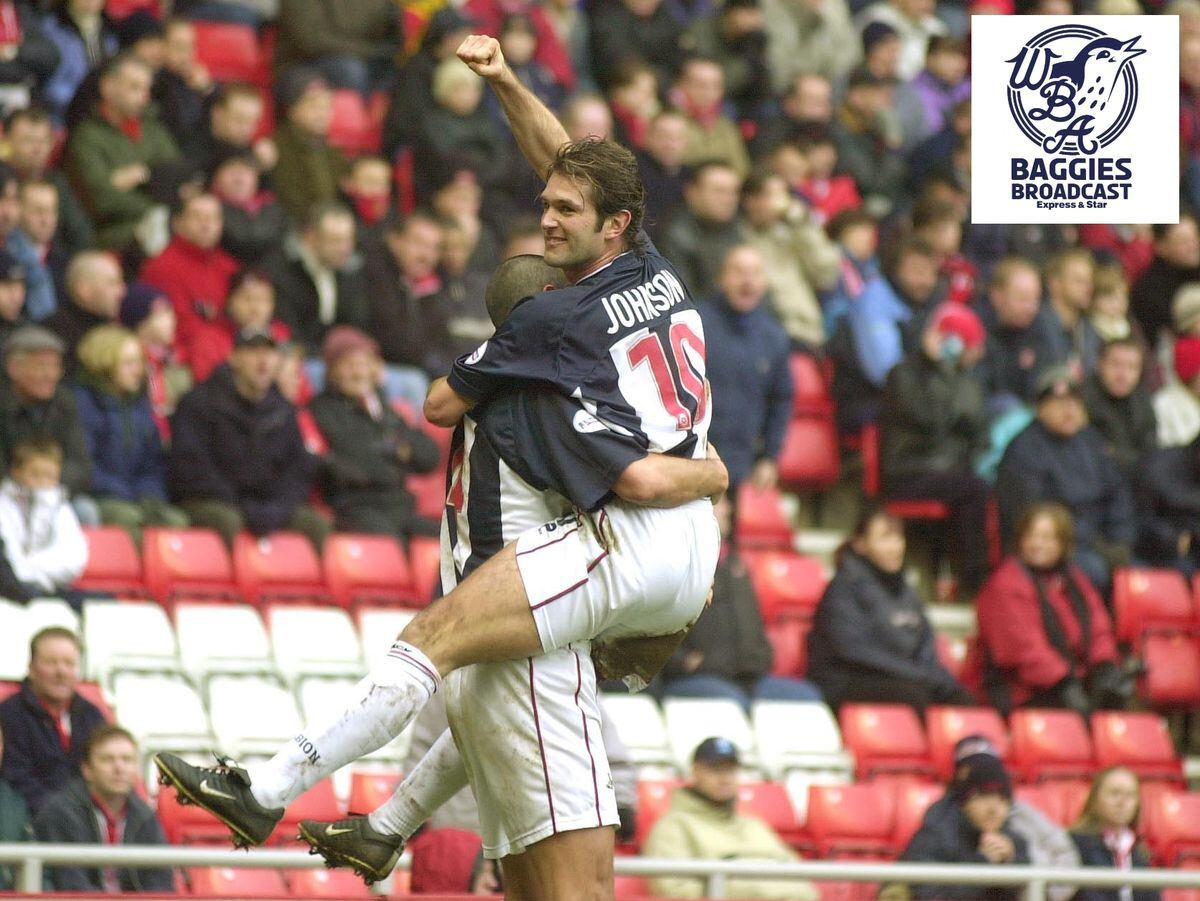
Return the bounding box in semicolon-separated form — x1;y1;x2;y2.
510;827;616;901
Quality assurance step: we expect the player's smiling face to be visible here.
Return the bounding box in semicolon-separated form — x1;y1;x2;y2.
539;172;607;277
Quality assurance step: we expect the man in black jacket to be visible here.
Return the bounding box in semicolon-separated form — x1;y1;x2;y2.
33;724;174;893
1082;338;1157;477
168;327;329;550
659;496;819;709
1134;431;1200;575
880;303;990;597
310;326;440;541
0;628;106;814
975;257;1057;415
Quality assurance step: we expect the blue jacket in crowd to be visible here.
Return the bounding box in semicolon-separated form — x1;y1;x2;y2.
73;381;168;503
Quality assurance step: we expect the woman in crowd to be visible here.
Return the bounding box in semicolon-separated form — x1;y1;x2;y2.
974;502;1130;717
1070;766;1160;901
73;325;189;542
806;506;973;713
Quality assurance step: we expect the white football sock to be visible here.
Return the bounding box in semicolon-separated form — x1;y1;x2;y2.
368;728;467;839
247;642;440;810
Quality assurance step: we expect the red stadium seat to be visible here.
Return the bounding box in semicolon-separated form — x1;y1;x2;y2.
935;633;965;682
233;532;328;606
1053;779;1093;826
191;22;262;84
1008;709;1095;782
159;787;231;844
892;779;943;849
840;704;932;779
348;769;401;815
272;779;341;844
1091;712;1184;784
1113;568;1194;643
327;89;382;156
105;0;162;20
806;782;897;858
1141;633;1200;707
737;781;804;847
75;682;114;721
778;418;841;490
1015;784;1063;825
735;484;793;550
0;681;19;703
635;779;681;847
767;618;810;677
790;353;833;416
614;875;651;899
408;535;442;604
75;526;145;597
1145;791;1200;865
288;868;373;898
408;470;448;523
745;551;826;623
142;528;238;606
323;534;417;609
186;867;288;897
925;706;1010;780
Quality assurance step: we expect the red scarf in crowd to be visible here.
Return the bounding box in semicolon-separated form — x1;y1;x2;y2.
101;101;142;143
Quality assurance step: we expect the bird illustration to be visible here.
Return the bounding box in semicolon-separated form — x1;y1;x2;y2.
1048;35;1145;113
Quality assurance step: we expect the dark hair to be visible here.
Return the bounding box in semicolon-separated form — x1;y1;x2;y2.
912;200;961;231
826;207;876;241
1099;336;1143;358
101;51;152;82
227;267;274;297
502;214;543;247
926;35;967;57
484;254;568;326
884;235;937;281
385;208;442;238
12;435;63;470
608;57;655;93
834;505;904;567
546;139;646;252
5;105;52;131
1153;213;1197;242
84;724;137;763
30;625;81;662
686;159;738;187
740;168;783;201
1015;501;1075;562
0;161;16;195
169;190;218;220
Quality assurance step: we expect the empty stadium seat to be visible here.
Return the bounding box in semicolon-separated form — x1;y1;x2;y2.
175;603;273;683
288;868;373;898
1091;712;1184;784
738;780;804;847
266;606;362;684
84;601;179;683
407;470;447;522
745;551;827;623
663;698;757;772
159;779;232;845
806;782;898;858
272;779;342;844
76;526;145;597
348;768;401;814
839;704;932;779
601;694;674;769
790;353;833;416
233;532;327;606
1014;783;1061;824
614;875;651;899
112;673;212;755
326;89;382;155
1145;791;1200;865
356;607;417;661
1114;568;1195;644
635;779;681;846
925;706;1010;779
892;779;943;849
186;867;288;897
767;618;810;677
1141;633;1200;707
324;534;417;608
778;418;840;490
191;22;263;83
1008;709;1095;782
207;675;301;758
408;535;441;603
143;529;238;606
752;701;853;780
735;484;793;550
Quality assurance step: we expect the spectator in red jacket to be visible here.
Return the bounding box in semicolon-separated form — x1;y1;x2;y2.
975;502;1131;718
138;192;239;374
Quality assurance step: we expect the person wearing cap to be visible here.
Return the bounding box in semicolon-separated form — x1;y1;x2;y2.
974;501;1127;718
830;65;906;216
0;325;93;510
63;52;180;253
1153;335;1200;448
44;250;124;377
309;326;440;541
854;0;947;82
0;249;29;347
168;326;329;550
889;736;1074;901
644;737;817;900
1082;338;1156;476
996;367;1136;597
270;67;349;223
139;193;240;374
72;324;188;544
880;302;990;597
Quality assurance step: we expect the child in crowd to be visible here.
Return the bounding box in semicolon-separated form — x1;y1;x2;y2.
822;207;880;334
340;156;396;236
209;152;287;266
0;436;88;610
121;283;191;443
1092;263;1143;344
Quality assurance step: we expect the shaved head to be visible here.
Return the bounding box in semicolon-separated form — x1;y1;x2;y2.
484;254;568;326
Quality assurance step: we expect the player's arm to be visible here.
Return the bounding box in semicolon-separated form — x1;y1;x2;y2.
457;34;569;177
613;444;728;508
424;377;476;428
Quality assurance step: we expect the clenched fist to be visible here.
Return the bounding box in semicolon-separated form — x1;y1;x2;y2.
457;34;508;82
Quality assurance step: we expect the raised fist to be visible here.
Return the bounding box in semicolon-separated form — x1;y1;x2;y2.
456;34;507;82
